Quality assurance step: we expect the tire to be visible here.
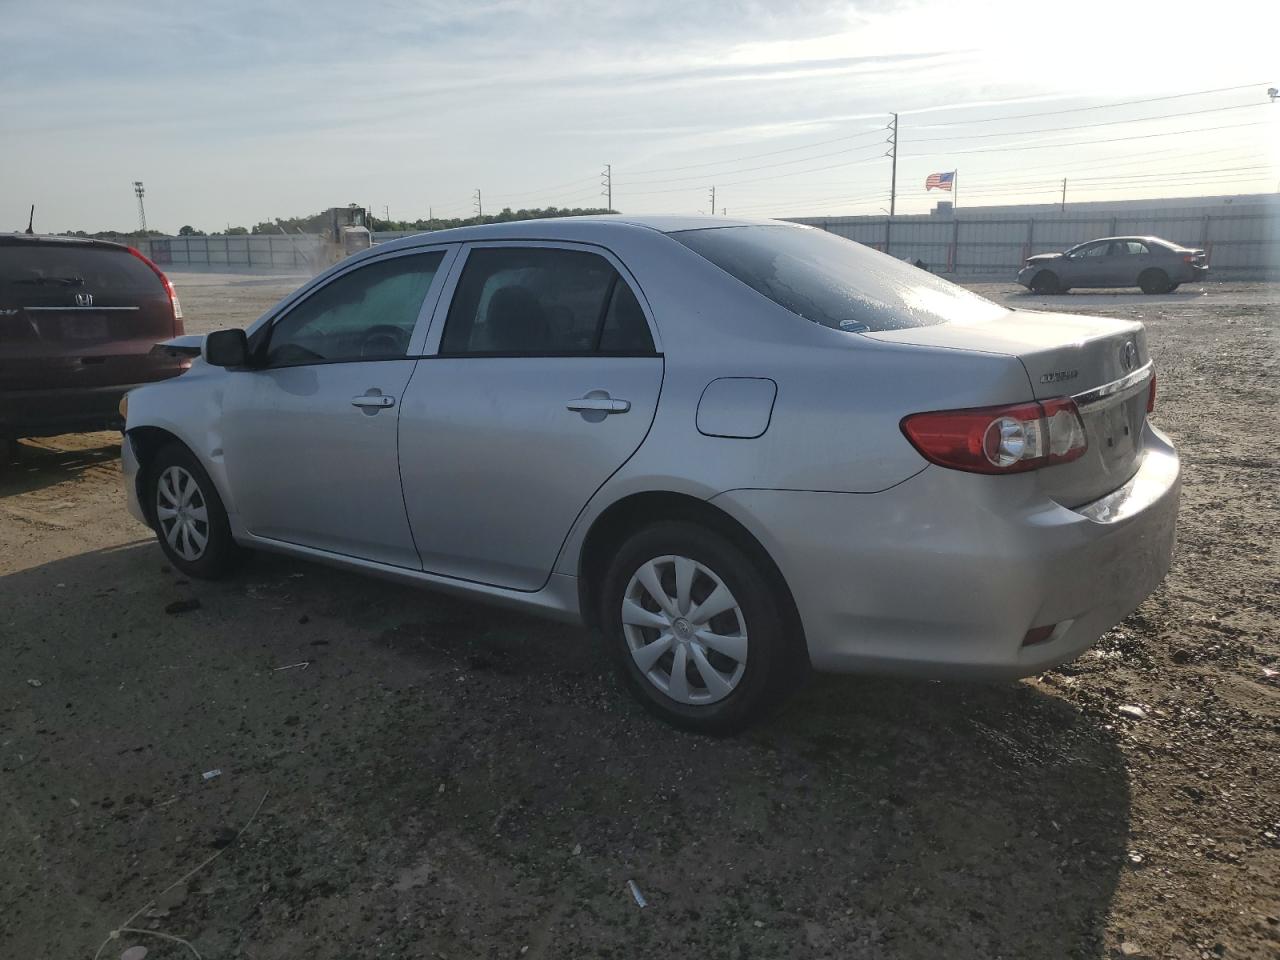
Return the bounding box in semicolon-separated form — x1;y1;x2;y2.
148;442;242;579
1029;271;1061;295
1139;269;1172;295
599;521;794;734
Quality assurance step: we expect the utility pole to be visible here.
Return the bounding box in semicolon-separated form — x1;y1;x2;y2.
133;181;147;232
1061;178;1067;212
709;186;716;216
887;114;898;216
473;189;483;219
601;163;612;211
383;204;390;224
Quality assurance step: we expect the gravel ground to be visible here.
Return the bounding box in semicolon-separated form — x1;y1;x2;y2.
1;278;1276;960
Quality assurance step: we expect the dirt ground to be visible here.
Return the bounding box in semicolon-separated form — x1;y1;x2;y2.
1;275;1276;960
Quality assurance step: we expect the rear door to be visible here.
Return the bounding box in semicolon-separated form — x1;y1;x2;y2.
0;241;175;392
397;242;663;590
1114;239;1152;287
220;246;454;567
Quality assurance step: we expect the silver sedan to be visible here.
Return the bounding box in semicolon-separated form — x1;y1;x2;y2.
120;217;1181;732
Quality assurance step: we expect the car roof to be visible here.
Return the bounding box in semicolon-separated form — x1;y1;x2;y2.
0;233;129;251
373;214;793;254
1079;236;1172;245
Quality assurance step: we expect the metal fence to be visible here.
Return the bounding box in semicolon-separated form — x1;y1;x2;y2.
791;204;1280;278
138;234;324;271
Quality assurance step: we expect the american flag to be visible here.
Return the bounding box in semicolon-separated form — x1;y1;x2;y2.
925;171;955;191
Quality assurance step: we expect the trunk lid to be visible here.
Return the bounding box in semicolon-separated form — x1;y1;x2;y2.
868;309;1153;507
0;241;178;390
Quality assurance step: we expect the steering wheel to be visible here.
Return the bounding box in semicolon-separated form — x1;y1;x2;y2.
359;324;412;358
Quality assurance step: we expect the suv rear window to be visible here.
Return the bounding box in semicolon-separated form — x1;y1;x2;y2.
0;244;164;305
669;224;1007;332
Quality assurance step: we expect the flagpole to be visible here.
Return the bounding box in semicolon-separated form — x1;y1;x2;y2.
953;169;959;210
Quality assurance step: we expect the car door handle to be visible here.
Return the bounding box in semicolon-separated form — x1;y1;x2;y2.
351;394;395;409
567;396;630;414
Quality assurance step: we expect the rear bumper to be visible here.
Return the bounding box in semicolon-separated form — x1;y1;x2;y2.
0;382;137;438
713;424;1181;679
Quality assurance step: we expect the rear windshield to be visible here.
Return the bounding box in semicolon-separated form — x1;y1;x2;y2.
0;244;164;302
670;224;1007;332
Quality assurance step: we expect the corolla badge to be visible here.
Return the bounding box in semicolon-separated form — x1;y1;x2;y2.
1121;340;1137;371
1040;369;1079;384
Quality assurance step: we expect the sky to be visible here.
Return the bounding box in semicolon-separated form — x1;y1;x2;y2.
2;0;1277;233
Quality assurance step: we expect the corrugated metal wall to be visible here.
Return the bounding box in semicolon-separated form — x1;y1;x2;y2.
138;234;324;271
792;203;1279;277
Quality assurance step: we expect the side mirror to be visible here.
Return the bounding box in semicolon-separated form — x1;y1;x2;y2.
203;328;250;367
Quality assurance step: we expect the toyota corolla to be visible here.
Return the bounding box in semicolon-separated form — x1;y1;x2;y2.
119;217;1180;732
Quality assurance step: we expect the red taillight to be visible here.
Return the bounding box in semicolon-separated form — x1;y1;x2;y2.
900;397;1088;474
1182;255;1196;263
1147;372;1157;414
127;246;184;326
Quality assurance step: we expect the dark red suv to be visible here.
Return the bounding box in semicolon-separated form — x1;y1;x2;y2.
1;234;189;440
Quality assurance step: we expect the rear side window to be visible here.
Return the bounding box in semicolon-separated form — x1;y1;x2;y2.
0;244;164;305
440;247;654;355
670;225;1005;333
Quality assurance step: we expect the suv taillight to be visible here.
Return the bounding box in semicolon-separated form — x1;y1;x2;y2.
127;246;184;327
900;397;1088;474
1147;373;1157;414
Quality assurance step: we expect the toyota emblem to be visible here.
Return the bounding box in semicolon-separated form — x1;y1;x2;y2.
1121;341;1137;372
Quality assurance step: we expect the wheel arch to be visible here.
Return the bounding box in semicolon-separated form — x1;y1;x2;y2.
576;490;808;663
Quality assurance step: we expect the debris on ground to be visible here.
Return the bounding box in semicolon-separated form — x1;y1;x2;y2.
202;768;222;781
1118;705;1148;720
627;880;647;909
164;597;201;615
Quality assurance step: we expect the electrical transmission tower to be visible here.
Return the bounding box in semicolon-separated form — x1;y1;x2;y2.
473;189;483;219
133;181;147;231
601;164;612;211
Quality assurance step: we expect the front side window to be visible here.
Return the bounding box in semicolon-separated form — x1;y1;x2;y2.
1079;243;1111;258
440;246;653;355
670;224;1006;332
266;251;443;365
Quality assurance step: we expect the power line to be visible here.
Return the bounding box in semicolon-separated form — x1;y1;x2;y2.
905;82;1269;126
618;150;887;196
618;139;890;186
904;101;1267;143
906;120;1266;156
621;125;886;175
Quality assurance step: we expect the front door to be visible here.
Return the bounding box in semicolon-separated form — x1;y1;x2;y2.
398;242;663;590
221;247;452;567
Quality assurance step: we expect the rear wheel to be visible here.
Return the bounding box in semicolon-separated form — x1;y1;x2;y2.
148;442;242;579
1139;269;1172;295
599;521;794;734
1029;271;1061;295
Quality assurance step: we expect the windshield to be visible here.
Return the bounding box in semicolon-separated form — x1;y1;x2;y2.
669;224;1008;333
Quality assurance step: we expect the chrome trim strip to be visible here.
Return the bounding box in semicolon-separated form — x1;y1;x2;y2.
24;306;140;312
1072;361;1153;411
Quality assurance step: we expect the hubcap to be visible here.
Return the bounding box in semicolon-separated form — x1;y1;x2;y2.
155;465;209;562
621;555;748;705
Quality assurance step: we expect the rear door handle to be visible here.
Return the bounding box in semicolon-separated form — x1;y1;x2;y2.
351;394;395;409
567;396;630;414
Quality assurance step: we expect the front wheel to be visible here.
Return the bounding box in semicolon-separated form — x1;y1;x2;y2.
1029;271;1061;295
599;521;795;734
148;442;242;579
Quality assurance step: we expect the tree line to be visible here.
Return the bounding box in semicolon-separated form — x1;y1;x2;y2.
161;205;618;238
